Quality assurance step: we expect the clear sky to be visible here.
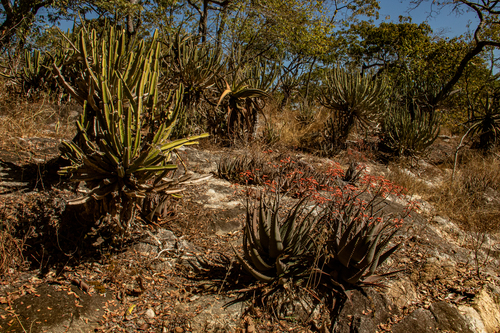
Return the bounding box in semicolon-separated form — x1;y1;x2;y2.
376;0;479;38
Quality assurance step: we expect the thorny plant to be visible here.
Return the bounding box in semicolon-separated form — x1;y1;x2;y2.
218;153;337;198
233;156;417;321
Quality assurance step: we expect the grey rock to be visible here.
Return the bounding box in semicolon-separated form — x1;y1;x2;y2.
145;308;156;319
392;308;438;333
430;301;473;333
333;288;399;333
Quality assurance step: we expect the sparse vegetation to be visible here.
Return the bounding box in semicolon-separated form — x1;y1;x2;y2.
1;1;500;331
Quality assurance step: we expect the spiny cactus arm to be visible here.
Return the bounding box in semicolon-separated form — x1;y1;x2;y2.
79;31;99;90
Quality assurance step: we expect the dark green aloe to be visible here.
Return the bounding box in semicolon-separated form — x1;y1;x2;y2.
235;193;319;283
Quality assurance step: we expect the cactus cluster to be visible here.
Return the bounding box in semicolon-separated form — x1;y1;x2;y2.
382;104;440;156
319;68;388;154
57;26;208;233
163;33;226;137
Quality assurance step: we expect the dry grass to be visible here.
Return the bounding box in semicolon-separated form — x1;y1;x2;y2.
427;154;500;233
259;101;329;149
0;92;77;157
385;164;434;197
384;149;500;236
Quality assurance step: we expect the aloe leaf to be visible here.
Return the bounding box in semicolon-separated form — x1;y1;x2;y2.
134;165;178;173
368;243;402;277
275;258;287;277
159;134;209;151
249;247;273;272
345;265;368;285
337;216;359;252
233;248;274;283
258;199;270;251
281;197;308;245
269;206;283;259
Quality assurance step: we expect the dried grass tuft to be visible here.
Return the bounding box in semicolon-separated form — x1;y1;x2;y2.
0;87;77;154
431;154;500;233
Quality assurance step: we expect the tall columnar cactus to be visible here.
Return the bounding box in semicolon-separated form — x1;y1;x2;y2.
57;26;208;233
162;33;226;137
382;103;440;156
319;68;388;153
13;49;65;97
54;26;162;138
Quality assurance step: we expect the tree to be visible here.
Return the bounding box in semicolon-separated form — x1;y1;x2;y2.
0;0;55;51
0;0;141;52
410;0;500;105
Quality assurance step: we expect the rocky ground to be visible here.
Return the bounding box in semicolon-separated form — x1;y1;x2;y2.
0;136;499;333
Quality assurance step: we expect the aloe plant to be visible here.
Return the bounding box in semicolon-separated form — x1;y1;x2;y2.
319;68;388;153
466;94;500;151
382;103;440;156
217;56;276;143
57;26;208;233
320;190;403;287
235;193;319;283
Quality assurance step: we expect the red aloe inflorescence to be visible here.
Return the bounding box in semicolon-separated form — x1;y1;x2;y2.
235;155;416;290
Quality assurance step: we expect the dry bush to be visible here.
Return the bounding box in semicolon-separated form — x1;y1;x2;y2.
0;86;77;153
258;101;328;150
0;200;32;275
0;228;27;275
430;154;500;233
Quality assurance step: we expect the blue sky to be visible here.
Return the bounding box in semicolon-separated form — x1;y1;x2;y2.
377;0;479;38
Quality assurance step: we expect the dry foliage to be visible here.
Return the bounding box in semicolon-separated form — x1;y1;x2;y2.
430;154;500;233
0;87;77;154
259;101;329;150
